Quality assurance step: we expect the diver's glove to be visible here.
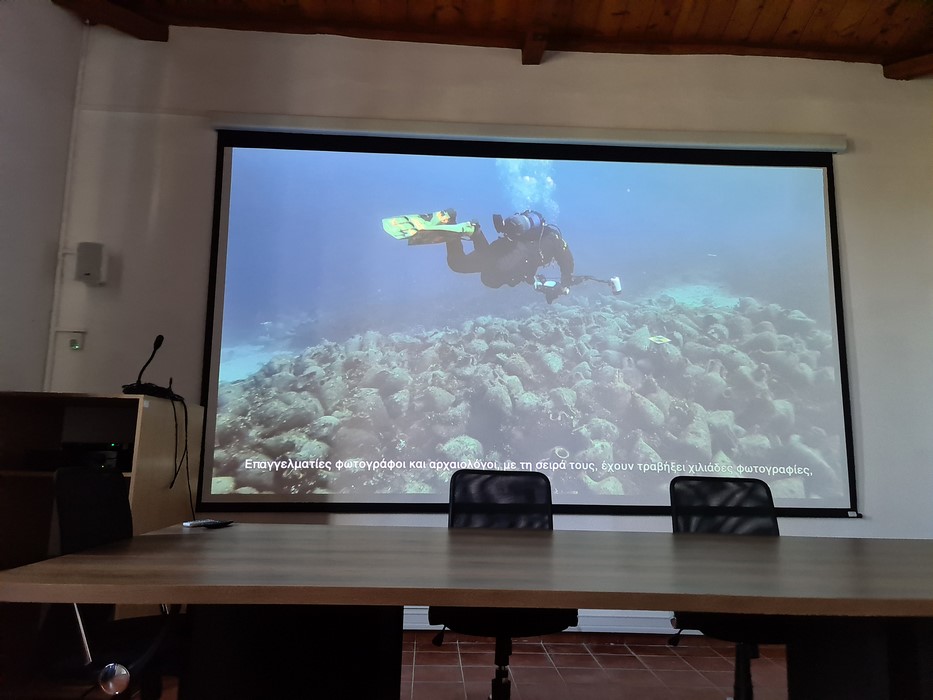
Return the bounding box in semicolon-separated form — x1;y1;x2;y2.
533;275;570;303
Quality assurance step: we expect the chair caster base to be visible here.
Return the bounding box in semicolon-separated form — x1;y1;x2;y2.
490;667;511;700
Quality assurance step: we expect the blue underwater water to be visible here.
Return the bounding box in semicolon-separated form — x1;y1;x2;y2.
220;148;834;377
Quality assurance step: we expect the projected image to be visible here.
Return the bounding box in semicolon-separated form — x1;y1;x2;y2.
205;136;851;511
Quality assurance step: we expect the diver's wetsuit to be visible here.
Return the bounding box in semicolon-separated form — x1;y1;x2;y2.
446;224;575;289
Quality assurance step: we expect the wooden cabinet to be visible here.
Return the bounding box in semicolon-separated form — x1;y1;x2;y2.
0;392;203;570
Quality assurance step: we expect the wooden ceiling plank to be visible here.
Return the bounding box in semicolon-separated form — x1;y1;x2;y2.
883;51;933;80
745;0;793;43
378;0;409;25
902;5;933;48
434;0;466;28
51;0;169;41
643;0;682;42
846;0;902;46
671;0;709;40
528;0;558;26
869;1;933;53
271;0;310;21
820;0;874;48
296;0;329;23
769;0;818;47
892;21;933;61
696;0;739;41
323;0;354;23
799;0;847;47
567;0;606;37
593;0;631;38
721;0;768;43
617;0;657;38
545;0;576;36
406;0;435;25
488;0;523;34
461;0;494;32
352;0;384;24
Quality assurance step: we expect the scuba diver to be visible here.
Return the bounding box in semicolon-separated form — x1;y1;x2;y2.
382;207;620;301
445;210;575;304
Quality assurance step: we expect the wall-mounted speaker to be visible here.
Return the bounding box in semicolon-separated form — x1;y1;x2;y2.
75;242;107;285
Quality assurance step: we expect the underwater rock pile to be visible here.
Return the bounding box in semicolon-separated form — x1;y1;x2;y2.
212;293;845;502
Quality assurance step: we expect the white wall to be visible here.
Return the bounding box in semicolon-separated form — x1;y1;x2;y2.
0;0;83;390
31;18;933;538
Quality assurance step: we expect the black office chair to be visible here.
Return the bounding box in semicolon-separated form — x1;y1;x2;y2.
669;475;790;700
35;466;180;699
428;469;578;700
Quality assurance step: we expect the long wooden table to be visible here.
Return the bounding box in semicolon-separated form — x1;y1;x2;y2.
1;523;932;698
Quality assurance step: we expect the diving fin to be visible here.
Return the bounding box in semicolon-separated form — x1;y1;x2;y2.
382;210;477;245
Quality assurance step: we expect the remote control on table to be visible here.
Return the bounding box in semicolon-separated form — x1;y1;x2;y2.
182;519;234;529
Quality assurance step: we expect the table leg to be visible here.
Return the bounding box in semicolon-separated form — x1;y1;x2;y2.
180;604;403;700
787;618;933;700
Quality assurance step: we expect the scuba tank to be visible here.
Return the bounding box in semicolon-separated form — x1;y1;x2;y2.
493;210;546;240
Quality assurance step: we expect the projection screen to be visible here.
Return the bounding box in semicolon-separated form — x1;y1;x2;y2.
200;129;856;515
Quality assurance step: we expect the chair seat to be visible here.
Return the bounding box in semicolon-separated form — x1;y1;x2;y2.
429;606;578;639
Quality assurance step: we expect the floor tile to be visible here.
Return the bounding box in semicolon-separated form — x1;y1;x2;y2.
413;664;463;683
459;650;495;666
509;666;564;684
685;655;734;672
550;652;601;668
411;681;466;700
594;654;647;669
603;668;668;687
558;667;610;685
654;668;718;688
639;654;695;671
509;652;555;667
416;649;462;665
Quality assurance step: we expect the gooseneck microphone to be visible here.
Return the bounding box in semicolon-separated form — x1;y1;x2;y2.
120;335;190;506
122;334;178;399
136;334;163;385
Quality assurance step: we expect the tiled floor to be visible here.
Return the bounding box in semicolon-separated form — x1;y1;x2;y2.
402;631;788;700
1;631;786;699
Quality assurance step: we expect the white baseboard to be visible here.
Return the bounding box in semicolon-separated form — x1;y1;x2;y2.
404;606;676;635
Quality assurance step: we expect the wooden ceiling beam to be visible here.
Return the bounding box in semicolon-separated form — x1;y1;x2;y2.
51;0;169;42
883;52;933;80
522;26;549;65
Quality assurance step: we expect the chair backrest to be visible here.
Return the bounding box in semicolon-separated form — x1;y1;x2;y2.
54;466;133;555
448;469;553;530
669;475;779;536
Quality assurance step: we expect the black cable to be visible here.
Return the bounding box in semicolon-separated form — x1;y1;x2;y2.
168;393;194;520
571;274;612;286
